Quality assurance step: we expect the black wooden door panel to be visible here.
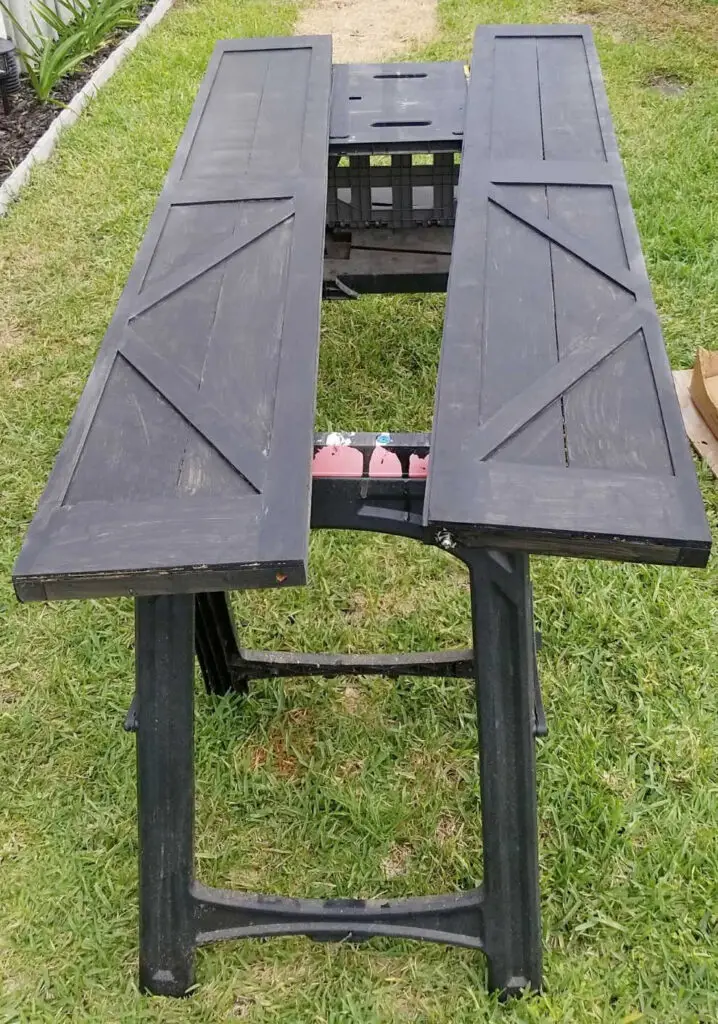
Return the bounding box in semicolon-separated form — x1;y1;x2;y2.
426;25;710;565
14;37;332;601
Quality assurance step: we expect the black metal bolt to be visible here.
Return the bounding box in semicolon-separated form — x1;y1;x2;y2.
0;39;20;116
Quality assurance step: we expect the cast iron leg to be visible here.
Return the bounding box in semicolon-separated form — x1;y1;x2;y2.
136;595;196;995
464;548;542;997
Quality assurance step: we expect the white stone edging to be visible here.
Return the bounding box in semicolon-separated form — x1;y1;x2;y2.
0;0;175;215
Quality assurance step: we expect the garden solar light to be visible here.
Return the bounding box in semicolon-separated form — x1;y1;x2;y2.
0;39;20;115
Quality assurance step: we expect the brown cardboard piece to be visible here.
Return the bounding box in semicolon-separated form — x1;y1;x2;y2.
673;368;718;478
689;348;718;441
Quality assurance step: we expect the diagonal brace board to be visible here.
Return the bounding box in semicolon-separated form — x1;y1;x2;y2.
473;309;649;462
487;187;636;295
119;332;265;492
132;202;295;319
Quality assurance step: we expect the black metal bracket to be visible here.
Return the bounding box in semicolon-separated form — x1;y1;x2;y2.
324;276;360;300
123;693;138;733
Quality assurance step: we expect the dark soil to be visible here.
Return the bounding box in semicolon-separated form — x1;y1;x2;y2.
0;2;155;184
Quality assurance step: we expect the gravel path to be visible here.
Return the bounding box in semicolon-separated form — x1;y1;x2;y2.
296;0;437;62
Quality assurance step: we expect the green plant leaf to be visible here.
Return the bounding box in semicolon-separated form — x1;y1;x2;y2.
31;1;69;37
3;0;138;101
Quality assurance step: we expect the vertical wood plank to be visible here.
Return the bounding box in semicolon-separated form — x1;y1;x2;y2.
537;36;605;160
483;38;565;466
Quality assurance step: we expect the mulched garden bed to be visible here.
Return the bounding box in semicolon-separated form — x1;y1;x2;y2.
0;1;155;184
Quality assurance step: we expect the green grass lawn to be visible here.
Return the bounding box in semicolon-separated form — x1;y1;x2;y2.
1;0;718;1020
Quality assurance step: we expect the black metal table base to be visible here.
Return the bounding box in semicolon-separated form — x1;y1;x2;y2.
130;434;543;999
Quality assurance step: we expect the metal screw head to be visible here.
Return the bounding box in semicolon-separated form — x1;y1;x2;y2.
436;529;455;550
